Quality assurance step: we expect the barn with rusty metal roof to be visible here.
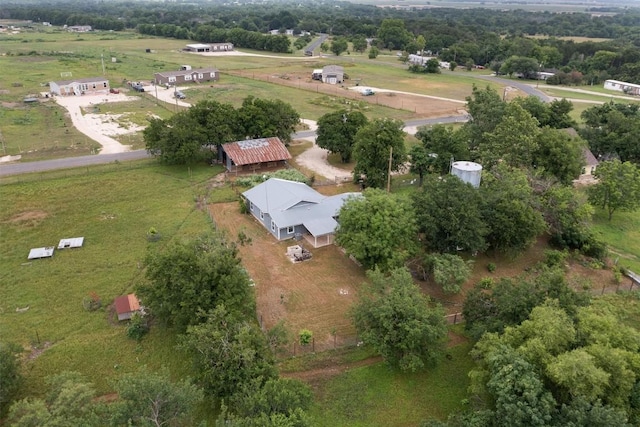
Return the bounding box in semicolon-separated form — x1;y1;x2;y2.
220;137;291;173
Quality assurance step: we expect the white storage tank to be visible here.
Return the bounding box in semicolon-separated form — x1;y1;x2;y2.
451;161;482;188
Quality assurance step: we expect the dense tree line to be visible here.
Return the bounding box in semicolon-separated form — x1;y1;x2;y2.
4;1;640;81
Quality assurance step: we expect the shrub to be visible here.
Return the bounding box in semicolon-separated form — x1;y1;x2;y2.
543;249;568;268
478;277;494;290
82;292;102;311
487;263;496;273
126;312;149;341
146;227;161;242
298;329;313;346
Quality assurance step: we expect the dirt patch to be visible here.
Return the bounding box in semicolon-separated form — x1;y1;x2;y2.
6;210;48;226
28;341;52;360
209;202;367;353
230;69;463;118
282;355;384;386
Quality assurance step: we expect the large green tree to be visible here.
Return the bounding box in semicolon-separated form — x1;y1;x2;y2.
110;368;203;427
588;159;640;220
315;110;368;163
330;37;348;56
413;175;487;254
219;377;313;426
351;268;447;372
414;124;469;175
480;165;547;253
8;372;100;427
180;305;277;398
144;113;209;165
335;189;417;272
534;127;585;185
376;19;411;50
463;85;506;154
137;233;254;332
352;118;407;189
238;96;300;144
481;103;540;169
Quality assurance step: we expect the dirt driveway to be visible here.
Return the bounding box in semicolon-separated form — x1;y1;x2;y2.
54;93;142;154
209;202;367;353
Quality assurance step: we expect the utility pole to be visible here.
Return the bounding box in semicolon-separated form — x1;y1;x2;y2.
386;146;393;193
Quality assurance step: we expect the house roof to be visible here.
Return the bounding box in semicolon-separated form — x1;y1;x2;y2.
583;148;599;166
154;68;218;78
186;43;211;49
323;65;343;73
51;76;108;86
114;294;140;315
243;178;360;236
222;137;291;166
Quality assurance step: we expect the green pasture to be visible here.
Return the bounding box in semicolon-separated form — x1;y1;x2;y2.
591;208;640;274
309;342;475;426
0;161;230;397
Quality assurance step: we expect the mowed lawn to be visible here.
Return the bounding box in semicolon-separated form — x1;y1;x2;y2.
0;161;225;397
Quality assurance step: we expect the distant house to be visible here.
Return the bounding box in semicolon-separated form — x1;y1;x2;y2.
49;77;109;96
153;67;219;86
114;294;141;321
537;71;556;80
604;79;640;96
67;25;92;32
220;137;291;173
184;43;234;53
322;65;344;84
242;178;360;247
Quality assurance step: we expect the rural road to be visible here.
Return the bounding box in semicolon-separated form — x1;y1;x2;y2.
0;115;468;177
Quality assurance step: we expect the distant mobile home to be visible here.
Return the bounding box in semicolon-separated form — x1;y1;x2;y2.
184;43;234;53
49;77;109;96
153;68;219;86
604;79;640;96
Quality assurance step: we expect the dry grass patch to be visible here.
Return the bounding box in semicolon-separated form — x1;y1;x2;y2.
208;202;367;352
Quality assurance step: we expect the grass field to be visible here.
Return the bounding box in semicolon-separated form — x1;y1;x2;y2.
0;161;227;398
591;208;640;274
309;341;475;426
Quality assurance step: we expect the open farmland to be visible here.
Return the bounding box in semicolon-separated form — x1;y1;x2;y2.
0;162;227;397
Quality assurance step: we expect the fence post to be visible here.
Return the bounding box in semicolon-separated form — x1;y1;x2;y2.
293;342;296;356
454;313;458;324
312;338;315;353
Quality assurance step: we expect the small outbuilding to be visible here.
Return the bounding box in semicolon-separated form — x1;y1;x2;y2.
220;137;291;173
322;65;344;84
49;77;110;96
604;79;640;96
114;294;141;321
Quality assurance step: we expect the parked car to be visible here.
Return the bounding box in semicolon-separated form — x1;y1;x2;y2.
109;88;120;94
174;91;186;99
362;88;375;96
129;82;145;92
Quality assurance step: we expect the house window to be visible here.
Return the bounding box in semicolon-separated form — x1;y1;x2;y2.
249;201;254;211
185;75;192;81
210;72;216;78
198;73;204;79
271;221;276;232
287;226;294;234
168;77;176;83
260;211;264;220
103;82;107;88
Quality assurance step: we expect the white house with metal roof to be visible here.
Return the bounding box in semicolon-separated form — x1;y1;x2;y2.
242;178;360;247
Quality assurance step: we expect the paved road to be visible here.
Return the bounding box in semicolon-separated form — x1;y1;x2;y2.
473;74;553;102
0;115;468;177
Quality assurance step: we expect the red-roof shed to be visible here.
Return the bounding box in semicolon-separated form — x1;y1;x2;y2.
114;294;141;321
221;137;291;173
